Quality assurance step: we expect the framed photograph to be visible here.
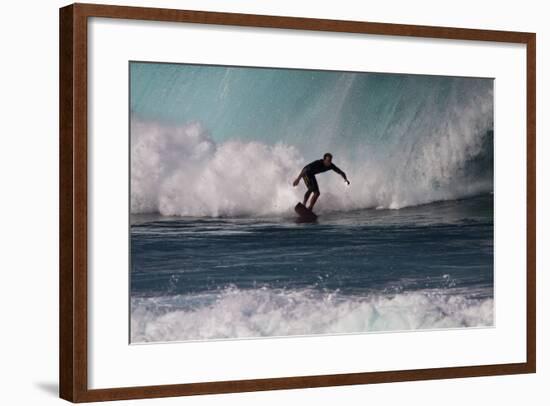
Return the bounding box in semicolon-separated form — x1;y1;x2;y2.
59;3;536;402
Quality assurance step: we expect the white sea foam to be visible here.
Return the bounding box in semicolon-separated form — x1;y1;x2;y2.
131;119;303;217
130;287;494;343
130;115;492;217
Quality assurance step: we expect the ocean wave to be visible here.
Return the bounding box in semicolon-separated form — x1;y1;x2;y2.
130;117;493;217
131;68;493;217
130;287;494;343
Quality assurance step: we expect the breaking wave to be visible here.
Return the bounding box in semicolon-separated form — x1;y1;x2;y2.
130;120;492;217
130;68;493;217
130;287;494;343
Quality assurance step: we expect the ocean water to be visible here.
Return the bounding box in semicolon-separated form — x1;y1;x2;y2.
130;194;493;342
129;63;494;343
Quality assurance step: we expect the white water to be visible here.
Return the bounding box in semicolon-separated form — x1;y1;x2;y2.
130;115;493;217
131;287;494;343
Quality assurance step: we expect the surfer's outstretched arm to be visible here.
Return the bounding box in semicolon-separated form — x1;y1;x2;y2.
331;164;350;185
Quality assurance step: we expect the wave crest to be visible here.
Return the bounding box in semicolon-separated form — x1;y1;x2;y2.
131;117;492;217
130;287;494;343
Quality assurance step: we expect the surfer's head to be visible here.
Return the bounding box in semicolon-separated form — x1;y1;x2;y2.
323;153;333;166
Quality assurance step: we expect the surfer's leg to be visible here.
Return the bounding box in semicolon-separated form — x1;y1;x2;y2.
303;190;312;205
303;175;314;205
307;176;320;210
308;192;320;210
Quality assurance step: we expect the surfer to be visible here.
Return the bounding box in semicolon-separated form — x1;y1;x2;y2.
292;153;350;210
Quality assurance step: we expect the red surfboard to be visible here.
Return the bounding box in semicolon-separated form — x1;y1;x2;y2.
294;202;318;223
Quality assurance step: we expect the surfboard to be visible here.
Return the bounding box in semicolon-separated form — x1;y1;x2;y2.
294;202;318;223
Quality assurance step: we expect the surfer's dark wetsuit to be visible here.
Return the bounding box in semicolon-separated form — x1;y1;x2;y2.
302;159;347;194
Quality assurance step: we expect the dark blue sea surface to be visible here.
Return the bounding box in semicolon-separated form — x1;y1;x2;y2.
130;194;494;342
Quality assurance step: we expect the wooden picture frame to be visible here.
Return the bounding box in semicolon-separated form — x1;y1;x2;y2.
59;2;536;402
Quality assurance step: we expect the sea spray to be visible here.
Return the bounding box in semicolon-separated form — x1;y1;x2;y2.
130;118;492;216
131;287;494;342
131;119;304;216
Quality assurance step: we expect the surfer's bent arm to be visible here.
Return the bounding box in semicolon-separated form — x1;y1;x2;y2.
293;167;308;186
